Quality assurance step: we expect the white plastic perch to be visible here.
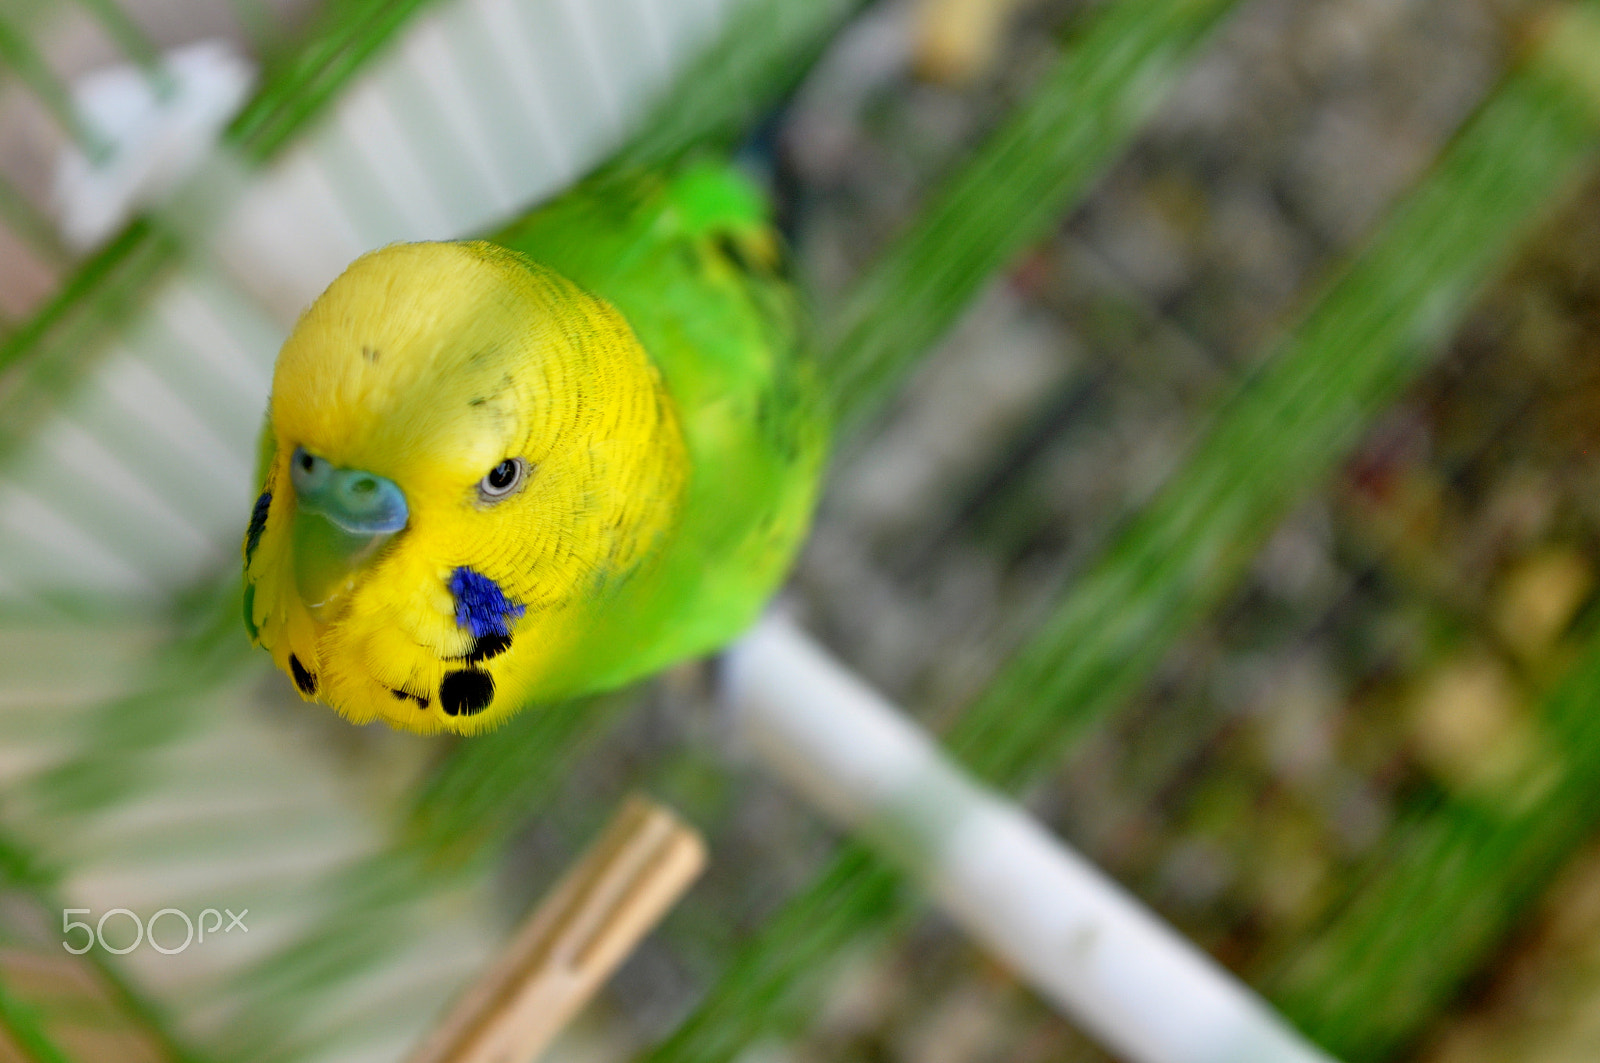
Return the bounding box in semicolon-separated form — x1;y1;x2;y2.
722;613;1340;1063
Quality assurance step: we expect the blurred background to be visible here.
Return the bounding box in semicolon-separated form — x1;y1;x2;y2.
2;0;1600;1061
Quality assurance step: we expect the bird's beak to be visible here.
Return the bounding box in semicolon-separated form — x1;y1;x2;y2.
288;446;408;620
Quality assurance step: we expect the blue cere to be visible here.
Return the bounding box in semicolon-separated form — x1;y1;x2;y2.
245;491;271;564
448;567;526;639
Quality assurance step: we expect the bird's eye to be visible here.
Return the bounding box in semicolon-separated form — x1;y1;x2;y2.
290;446;331;494
479;458;525;500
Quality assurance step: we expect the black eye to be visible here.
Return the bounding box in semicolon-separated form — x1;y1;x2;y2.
480;458;524;499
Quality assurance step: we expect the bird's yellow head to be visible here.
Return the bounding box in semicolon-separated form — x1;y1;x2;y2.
243;241;687;734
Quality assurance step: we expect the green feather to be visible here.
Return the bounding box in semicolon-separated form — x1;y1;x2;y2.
489;161;829;693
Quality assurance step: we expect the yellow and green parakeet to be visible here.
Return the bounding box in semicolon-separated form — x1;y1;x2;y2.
241;162;826;734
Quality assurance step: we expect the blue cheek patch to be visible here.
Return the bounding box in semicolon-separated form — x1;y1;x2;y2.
448;567;526;639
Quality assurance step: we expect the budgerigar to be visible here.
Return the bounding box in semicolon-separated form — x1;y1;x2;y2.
242;162;826;734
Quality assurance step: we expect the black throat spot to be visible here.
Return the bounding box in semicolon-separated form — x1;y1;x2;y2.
440;670;494;716
289;654;318;696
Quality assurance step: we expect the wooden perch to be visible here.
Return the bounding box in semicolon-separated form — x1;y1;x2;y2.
406;796;706;1063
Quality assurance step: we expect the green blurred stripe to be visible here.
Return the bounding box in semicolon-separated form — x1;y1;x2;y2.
948;10;1600;788
1267;637;1600;1057
29;579;256;819
643;7;1600;1061
0;223;180;471
226;0;447;161
0;10;110;160
0;221;162;378
645;844;907;1063
0;982;75;1063
0;830;208;1063
616;0;866;169
1256;21;1600;1048
823;0;1244;430
403;693;629;864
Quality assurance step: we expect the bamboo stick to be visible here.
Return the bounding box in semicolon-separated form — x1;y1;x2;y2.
405;796;706;1063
